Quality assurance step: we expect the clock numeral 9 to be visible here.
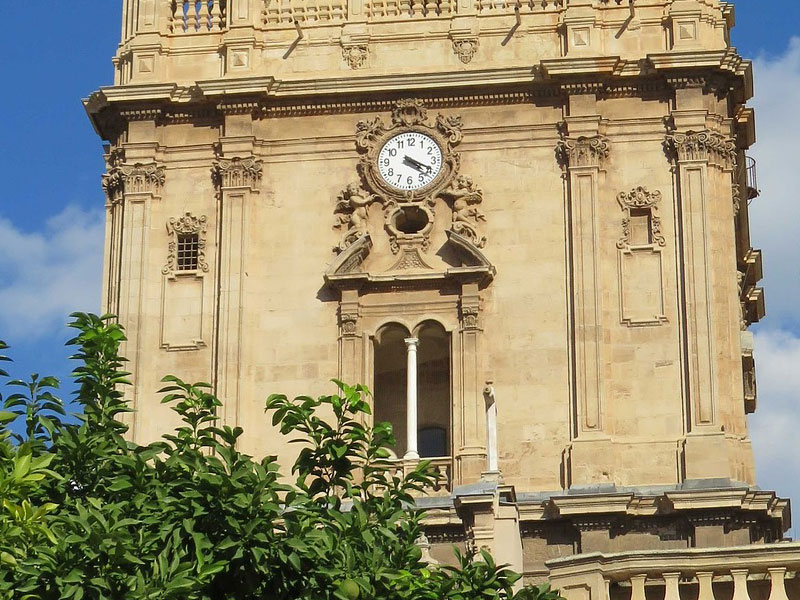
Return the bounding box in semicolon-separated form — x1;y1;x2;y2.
382;158;390;166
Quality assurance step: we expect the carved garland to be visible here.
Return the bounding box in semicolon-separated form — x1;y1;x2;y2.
616;187;666;249
162;212;209;275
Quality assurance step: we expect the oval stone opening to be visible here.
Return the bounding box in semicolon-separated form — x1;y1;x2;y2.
393;206;429;234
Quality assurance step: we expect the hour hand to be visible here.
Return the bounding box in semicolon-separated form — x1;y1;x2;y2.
403;155;431;174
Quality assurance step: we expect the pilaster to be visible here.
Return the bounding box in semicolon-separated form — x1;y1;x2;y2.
212;124;262;429
457;282;487;484
102;143;165;440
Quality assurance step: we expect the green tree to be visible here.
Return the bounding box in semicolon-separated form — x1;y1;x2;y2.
0;314;561;600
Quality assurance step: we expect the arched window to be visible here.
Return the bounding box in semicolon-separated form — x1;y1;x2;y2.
374;324;410;457
416;321;451;458
373;321;451;459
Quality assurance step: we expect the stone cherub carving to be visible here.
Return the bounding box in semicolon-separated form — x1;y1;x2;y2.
333;182;378;252
440;174;487;248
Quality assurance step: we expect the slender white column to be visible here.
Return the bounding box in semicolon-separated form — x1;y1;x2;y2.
404;337;420;460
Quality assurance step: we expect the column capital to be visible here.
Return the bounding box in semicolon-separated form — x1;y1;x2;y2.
404;337;419;347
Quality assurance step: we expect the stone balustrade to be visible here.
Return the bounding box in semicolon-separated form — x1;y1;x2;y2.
170;0;226;32
387;456;452;494
547;543;800;600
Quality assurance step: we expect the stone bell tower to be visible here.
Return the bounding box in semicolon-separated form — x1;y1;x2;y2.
86;0;798;595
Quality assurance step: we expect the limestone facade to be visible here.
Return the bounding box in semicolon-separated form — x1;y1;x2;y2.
86;0;790;587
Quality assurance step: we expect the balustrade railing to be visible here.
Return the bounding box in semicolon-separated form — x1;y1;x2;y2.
262;0;562;24
170;0;227;32
384;456;452;494
263;0;347;23
547;543;800;600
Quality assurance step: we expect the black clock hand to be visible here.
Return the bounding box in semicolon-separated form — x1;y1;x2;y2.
403;155;432;174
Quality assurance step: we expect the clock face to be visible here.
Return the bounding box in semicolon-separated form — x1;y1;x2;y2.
377;132;443;191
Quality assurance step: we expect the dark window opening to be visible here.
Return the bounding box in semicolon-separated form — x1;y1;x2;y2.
177;233;200;271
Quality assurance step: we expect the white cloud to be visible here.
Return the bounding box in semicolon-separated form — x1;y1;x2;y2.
0;205;104;341
746;38;800;536
749;330;800;533
749;38;800;330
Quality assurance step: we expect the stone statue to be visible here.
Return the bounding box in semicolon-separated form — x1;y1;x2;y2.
441;174;487;248
334;183;377;252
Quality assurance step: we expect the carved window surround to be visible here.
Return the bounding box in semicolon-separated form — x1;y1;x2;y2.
616;187;668;328
162;212;209;275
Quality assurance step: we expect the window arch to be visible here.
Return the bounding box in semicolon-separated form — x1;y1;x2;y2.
373;320;451;459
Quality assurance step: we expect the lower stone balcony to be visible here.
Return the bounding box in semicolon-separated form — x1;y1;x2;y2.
547;543;800;600
388;456;453;495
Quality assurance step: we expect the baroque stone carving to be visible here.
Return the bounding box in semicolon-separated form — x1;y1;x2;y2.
461;305;480;330
103;151;166;201
665;130;737;169
162;212;209;275
452;38;479;64
556;135;610;169
212;156;263;189
616;186;666;248
731;182;742;217
341;44;368;69
333;183;378;252
440;175;487;249
339;310;359;336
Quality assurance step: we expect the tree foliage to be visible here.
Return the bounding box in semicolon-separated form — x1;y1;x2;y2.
0;313;561;600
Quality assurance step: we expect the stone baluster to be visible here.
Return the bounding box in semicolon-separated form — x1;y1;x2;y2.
630;574;647;600
186;0;198;30
198;0;210;29
210;0;222;29
664;573;681;600
425;0;438;15
411;0;424;14
731;569;751;600
697;572;716;600
767;568;789;600
171;0;185;32
399;0;411;17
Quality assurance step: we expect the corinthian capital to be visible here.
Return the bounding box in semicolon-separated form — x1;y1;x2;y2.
103;159;165;202
556;135;610;169
212;156;263;190
665;130;737;169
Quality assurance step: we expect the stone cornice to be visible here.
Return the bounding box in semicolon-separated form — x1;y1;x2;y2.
84;51;751;139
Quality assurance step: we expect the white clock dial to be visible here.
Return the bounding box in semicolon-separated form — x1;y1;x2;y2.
377;132;443;191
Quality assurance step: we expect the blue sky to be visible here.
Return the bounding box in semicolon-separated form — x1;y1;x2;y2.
0;2;798;528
